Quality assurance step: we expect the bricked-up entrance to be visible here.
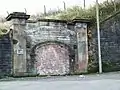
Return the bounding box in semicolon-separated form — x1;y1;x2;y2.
6;12;89;76
34;43;70;75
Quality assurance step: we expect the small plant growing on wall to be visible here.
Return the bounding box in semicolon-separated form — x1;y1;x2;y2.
0;23;10;37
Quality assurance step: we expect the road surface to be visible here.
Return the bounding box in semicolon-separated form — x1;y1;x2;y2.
1;72;120;90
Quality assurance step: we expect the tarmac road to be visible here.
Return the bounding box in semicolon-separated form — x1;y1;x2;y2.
1;72;120;90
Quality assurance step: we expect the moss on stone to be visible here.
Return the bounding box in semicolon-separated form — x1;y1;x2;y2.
87;55;99;73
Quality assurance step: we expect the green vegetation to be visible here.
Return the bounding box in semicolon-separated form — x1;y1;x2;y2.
32;1;120;24
0;23;9;37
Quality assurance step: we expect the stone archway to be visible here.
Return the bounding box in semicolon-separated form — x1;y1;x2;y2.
33;42;71;75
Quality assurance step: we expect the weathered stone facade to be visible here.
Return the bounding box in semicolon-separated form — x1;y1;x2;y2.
1;11;120;76
25;21;76;75
4;12;89;76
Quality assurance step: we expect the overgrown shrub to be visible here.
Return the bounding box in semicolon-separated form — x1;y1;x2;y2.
32;1;120;23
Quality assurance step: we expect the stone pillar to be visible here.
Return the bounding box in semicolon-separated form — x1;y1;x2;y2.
75;22;88;73
6;12;30;76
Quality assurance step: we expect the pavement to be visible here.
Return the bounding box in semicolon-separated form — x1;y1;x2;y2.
1;72;120;90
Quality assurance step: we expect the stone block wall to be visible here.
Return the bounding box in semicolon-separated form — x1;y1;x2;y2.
4;12;89;76
25;20;88;75
0;34;12;76
25;21;76;47
100;15;120;72
89;12;120;72
1;11;120;76
25;21;77;75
